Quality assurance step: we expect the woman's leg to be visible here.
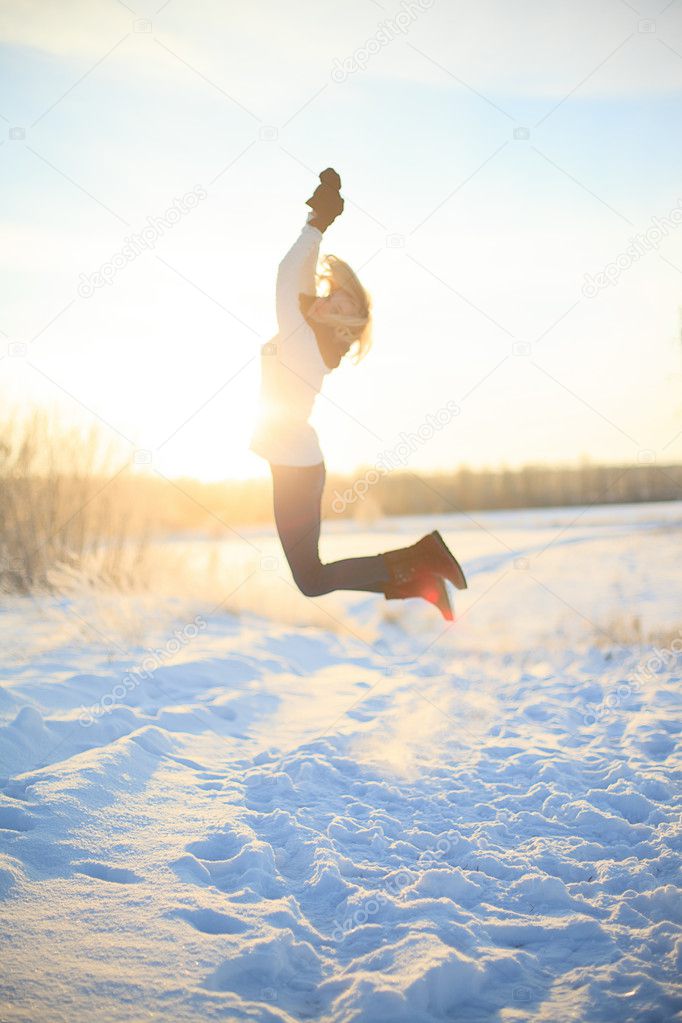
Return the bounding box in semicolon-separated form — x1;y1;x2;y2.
270;462;390;597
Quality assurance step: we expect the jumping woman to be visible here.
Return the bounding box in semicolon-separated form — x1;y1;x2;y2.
249;167;467;620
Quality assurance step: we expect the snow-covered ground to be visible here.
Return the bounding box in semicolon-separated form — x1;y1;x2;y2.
1;501;681;1023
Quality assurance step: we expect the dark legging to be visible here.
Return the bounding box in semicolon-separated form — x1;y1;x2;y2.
269;461;390;597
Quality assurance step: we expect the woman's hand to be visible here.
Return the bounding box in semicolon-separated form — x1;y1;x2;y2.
308;210;341;233
308;198;344;233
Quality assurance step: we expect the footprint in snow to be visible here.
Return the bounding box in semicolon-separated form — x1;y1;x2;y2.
174;907;247;935
75;862;142;884
1;778;37;801
186;831;243;861
209;704;237;721
0;806;36;832
346;697;387;722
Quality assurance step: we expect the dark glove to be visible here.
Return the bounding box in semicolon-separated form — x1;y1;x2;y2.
306;167;344;226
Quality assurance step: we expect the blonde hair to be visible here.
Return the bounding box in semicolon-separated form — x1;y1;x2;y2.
315;254;373;363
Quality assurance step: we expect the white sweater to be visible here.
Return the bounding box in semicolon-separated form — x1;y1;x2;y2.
249;222;331;466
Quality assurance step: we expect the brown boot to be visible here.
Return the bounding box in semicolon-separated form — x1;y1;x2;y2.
381;530;467;590
384;572;454;621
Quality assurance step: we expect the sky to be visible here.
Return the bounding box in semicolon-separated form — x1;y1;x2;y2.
1;0;682;481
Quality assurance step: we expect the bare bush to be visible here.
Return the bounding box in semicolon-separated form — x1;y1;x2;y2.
0;412;148;593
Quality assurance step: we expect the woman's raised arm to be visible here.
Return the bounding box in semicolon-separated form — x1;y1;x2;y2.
275;169;344;336
275;222;323;336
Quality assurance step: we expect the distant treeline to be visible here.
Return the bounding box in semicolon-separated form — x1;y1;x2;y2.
140;462;682;533
5;409;678;593
343;462;682;518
